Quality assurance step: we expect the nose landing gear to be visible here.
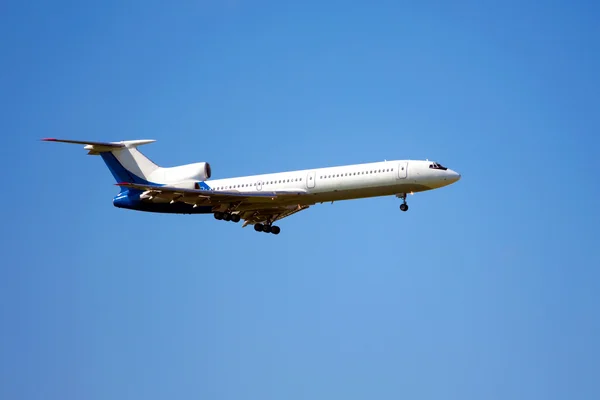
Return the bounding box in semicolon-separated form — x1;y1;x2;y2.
397;193;409;212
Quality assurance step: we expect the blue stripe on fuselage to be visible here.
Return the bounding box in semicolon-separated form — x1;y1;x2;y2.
198;181;211;190
113;191;212;214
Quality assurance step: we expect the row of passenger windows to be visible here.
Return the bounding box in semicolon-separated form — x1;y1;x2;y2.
213;177;303;191
320;168;393;179
211;168;393;190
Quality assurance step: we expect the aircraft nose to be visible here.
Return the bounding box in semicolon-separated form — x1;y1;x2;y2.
450;170;461;182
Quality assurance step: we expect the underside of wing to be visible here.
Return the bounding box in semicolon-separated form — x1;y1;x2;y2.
115;182;312;228
115;182;307;204
239;204;310;227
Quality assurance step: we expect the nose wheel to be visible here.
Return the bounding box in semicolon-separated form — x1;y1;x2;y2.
398;193;409;212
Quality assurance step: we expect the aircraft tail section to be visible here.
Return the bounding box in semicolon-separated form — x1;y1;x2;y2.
42;138;160;185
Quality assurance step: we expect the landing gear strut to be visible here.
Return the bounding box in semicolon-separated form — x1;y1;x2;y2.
254;223;281;235
398;193;409;212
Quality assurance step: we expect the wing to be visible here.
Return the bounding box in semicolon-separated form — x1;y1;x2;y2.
238;204;310;227
115;182;306;202
115;182;312;227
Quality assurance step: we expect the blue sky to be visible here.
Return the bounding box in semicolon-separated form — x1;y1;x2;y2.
1;1;599;399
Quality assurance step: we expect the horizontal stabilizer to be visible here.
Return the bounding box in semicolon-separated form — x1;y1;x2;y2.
42;138;124;147
42;138;156;155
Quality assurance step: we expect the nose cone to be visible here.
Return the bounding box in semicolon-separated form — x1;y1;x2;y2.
449;170;461;183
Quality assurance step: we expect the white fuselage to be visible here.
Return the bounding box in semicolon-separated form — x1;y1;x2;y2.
203;159;460;206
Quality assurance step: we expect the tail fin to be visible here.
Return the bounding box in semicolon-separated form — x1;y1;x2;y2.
42;138;160;184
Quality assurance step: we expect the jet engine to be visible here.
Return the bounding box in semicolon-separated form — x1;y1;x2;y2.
161;161;212;182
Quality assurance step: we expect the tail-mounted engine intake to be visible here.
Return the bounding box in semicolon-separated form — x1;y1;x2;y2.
161;161;211;182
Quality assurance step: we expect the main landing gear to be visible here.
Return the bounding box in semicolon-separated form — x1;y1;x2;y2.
214;211;241;223
254;223;281;235
398;193;409;212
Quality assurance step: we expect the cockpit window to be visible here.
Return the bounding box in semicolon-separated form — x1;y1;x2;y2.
429;162;448;170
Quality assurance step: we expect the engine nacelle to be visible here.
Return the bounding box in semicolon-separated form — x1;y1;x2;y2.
164;180;198;190
161;162;212;182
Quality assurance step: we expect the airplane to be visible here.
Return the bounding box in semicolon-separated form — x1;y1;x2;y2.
43;138;461;235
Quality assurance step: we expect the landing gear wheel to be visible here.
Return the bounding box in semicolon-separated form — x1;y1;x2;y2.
231;214;241;223
214;212;224;220
254;223;264;232
223;213;232;221
400;204;409;212
263;225;272;233
271;226;281;235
